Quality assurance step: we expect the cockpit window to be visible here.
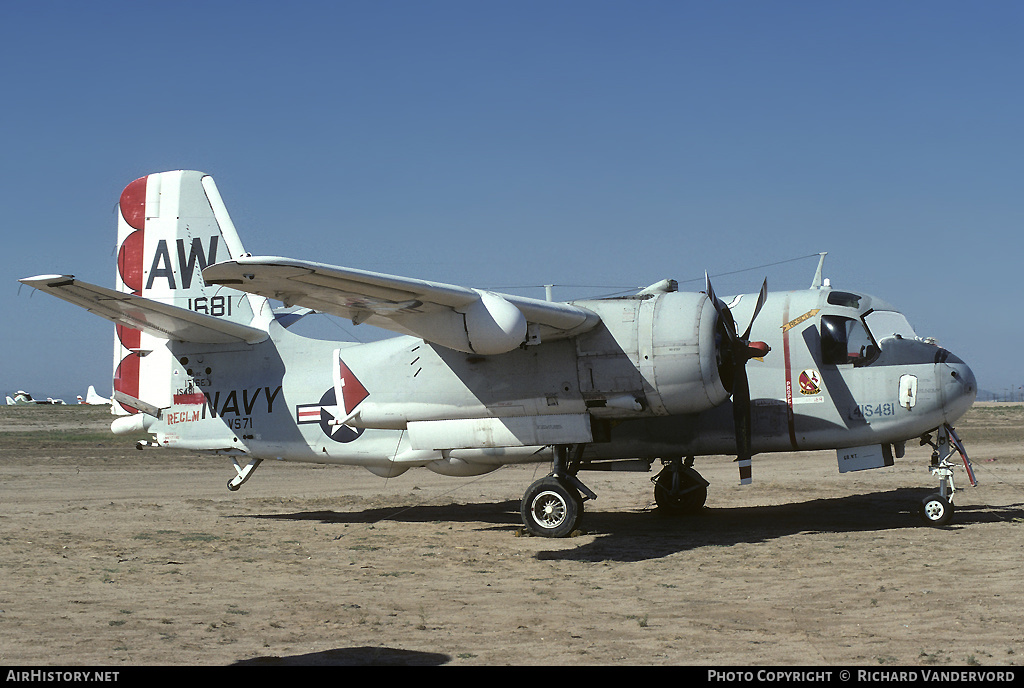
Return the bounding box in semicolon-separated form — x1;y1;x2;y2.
821;315;878;366
826;291;862;308
863;310;917;341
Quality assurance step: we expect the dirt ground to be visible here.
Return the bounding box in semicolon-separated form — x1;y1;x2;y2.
0;403;1021;667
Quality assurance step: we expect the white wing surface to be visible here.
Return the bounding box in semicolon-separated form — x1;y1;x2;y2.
19;275;268;345
203;257;600;355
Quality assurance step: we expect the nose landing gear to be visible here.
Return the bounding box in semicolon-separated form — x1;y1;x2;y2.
919;424;976;526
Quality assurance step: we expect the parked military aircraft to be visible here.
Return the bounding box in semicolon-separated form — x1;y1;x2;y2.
20;171;978;536
6;391;66;405
78;385;112;405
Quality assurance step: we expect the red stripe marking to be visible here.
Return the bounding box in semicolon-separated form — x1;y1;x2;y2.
119;176;147;231
113;176;148;415
782;298;798;450
116;323;141;350
117;176;147;294
298;408;321;421
117;230;144;294
113;354;140;415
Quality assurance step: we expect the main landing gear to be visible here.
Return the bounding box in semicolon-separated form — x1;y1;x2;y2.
519;446;710;537
652;456;709;514
520;445;595;538
918;424;976;527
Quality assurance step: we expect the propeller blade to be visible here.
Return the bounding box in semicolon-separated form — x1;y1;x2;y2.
705;273;767;485
732;359;753;485
741;278;769;341
704;271;719;310
704;272;736;345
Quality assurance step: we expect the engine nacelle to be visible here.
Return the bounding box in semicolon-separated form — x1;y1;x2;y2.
574;292;729;418
648;291;732;415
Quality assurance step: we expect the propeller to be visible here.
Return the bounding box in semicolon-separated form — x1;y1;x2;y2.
705;273;770;484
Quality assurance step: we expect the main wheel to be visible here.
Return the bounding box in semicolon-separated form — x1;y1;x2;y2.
521;477;582;538
920;493;953;526
653;467;708;514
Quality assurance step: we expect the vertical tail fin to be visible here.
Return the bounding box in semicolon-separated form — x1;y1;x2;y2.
113;170;271;415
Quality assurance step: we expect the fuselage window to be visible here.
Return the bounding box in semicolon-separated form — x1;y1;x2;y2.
826;291;862;308
821;315;877;366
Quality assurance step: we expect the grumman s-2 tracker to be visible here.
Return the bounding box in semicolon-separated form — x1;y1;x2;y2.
21;171;979;536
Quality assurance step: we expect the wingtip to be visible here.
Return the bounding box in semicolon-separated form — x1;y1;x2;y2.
20;274;74;287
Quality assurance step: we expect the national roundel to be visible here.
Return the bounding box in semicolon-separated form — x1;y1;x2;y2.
295;388;365;443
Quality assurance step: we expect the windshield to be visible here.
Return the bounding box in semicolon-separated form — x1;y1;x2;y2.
863;310;917;342
820;309;920;367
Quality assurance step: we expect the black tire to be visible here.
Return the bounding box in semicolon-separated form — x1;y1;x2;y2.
653;467;708;514
920;493;953;526
521;477;582;537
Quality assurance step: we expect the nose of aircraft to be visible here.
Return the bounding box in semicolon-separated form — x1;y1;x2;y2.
940;354;977;424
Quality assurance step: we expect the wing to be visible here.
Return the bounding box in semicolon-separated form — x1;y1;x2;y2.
202;257;600;354
19;275;269;345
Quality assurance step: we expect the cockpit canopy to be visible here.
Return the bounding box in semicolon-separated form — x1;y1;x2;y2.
820;290;918;367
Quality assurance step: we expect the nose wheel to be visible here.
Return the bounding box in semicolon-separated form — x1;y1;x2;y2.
919;493;953;526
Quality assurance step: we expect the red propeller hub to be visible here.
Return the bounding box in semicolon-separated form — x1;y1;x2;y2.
746;341;770;358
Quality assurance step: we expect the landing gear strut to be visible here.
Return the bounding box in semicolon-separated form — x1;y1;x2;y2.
227;457;263;491
520;445;595;537
919;424;976;526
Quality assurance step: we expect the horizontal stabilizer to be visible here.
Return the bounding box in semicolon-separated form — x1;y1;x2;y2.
19;275;268;345
111;391;164;418
203;257;600;354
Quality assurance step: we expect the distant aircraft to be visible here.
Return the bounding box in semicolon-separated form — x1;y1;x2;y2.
77;385;112;405
20;170;978;535
5;391;66;405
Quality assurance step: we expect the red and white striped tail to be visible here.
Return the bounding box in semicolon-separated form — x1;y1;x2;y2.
112;171;270;415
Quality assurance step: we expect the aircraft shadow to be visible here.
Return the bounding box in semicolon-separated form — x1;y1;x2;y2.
538;490;1024;563
240;490;1024;564
233;646;449;666
244;500;523;530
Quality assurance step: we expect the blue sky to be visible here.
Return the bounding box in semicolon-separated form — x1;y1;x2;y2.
3;1;1022;401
